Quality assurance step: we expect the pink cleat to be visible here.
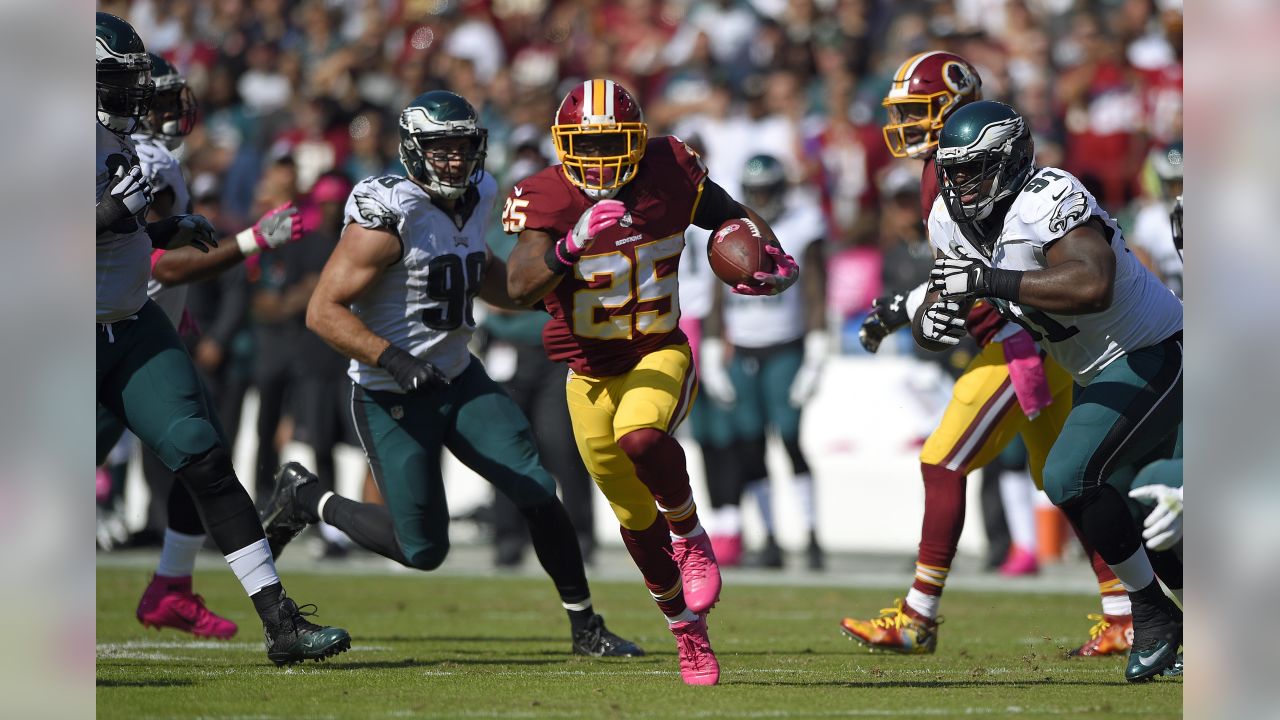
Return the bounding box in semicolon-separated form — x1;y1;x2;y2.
999;545;1040;577
672;531;721;614
671;615;720;685
136;574;238;639
709;534;742;568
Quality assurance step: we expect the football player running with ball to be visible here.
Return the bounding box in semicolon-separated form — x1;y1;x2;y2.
502;79;799;685
921;101;1183;681
842;52;1134;658
267;90;642;659
95;12;350;666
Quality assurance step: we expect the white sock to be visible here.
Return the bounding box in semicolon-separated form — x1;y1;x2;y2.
316;491;335;522
1101;594;1132;616
562;598;593;612
793;473;815;531
747;478;774;535
224;538;281;596
905;587;940;620
719;505;741;535
670;523;705;540
1108;547;1156;592
155;529;206;578
666;607;699;624
999;470;1037;552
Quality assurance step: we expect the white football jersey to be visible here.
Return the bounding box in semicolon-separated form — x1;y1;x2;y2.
928;166;1183;384
678;224;716;321
134;133;192;328
345;172;497;392
96;122;152;323
723;201;825;348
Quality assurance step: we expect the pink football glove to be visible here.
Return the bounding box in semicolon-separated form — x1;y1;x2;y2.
237;202;305;256
732;244;799;296
564;199;627;255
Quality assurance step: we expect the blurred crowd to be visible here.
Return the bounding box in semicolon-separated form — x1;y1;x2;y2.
97;0;1183;562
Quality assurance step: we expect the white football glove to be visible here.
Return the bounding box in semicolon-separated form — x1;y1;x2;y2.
97;164;153;230
929;257;991;299
920;300;967;346
788;330;828;407
698;338;736;405
1128;484;1183;551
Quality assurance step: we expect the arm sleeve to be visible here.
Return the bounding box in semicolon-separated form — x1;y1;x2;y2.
690;179;745;230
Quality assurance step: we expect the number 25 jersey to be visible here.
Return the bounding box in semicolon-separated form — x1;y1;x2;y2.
505;136;708;376
343;172;496;392
928;166;1183;384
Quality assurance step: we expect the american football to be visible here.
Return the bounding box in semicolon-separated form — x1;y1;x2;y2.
90;0;1188;717
707;217;773;287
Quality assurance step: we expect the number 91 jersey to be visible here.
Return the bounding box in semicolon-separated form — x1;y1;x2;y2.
928;166;1183;384
344;172;496;392
505;136;708;376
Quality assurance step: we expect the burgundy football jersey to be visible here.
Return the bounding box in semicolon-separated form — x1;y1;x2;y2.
506;136;708;376
920;154;1005;347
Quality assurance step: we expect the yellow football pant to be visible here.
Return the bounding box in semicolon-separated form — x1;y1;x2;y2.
919;339;1074;487
565;344;698;530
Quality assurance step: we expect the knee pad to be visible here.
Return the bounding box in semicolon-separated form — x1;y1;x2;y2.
781;435;809;475
405;541;450;571
175;445;237;497
616;427;666;464
163;417;220;469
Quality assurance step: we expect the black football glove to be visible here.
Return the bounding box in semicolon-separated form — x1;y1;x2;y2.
146;214;218;253
377;344;450;394
858;293;910;353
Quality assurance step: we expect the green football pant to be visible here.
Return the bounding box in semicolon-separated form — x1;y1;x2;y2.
1042;334;1183;507
351;357;558;570
96;300;221;471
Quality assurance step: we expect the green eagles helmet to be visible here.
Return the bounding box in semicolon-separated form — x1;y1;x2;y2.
398;90;488;200
934;100;1035;224
96;12;154;134
741;154;787;224
145;53;197;146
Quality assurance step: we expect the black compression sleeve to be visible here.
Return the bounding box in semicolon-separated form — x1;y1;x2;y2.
691;179;746;230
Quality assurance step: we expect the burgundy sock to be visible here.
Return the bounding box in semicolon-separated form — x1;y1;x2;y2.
619;516;687;617
617;428;699;535
911;463;967;597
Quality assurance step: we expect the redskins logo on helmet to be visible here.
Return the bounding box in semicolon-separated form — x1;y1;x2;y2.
882;51;983;159
552;79;648;200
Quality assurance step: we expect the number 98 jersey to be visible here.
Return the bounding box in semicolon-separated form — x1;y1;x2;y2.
504;136;708;376
928;166;1183;384
344;172;496;392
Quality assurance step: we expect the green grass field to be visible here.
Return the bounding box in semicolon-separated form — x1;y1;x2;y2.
97;565;1181;719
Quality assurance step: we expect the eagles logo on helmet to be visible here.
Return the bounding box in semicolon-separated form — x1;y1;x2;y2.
552;79;648;200
96;12;155;135
882;51;983;159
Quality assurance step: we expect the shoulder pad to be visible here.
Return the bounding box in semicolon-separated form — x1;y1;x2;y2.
506;166;578;234
346;176;404;233
1015;168;1092;238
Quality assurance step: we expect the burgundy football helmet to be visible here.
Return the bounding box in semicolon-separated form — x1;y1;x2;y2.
882;51;983;159
552;79;648;199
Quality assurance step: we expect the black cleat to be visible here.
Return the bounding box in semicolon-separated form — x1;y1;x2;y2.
747;535;784;569
1125;590;1182;682
264;597;351;666
572;614;645;658
260;462;320;560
